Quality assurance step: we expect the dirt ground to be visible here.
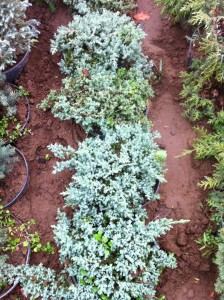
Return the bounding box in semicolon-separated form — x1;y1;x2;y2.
2;0;218;299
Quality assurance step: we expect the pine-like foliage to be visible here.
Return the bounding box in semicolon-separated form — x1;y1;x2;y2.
0;263;75;300
207;191;224;226
0;73;20;116
216;228;224;299
180;59;216;122
63;0;136;14
188;111;224;190
49;124;166;219
155;0;187;22
52;211;178;300
0;215;180;300
0;0;40;70
156;0;222;24
51;9;153;76
0;143;17;179
39;68;153;132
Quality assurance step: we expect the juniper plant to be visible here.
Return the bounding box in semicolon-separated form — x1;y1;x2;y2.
63;0;136;14
49;124;166;219
0;0;40;71
51;9;153;76
39;68;153;132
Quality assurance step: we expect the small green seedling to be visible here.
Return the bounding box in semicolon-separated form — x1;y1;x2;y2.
45;153;52;161
19;86;29;96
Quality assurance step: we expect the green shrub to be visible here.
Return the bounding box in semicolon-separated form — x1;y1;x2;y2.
0;213;179;300
186;115;224;190
216;229;224;299
0;0;40;70
0;73;25;142
49;124;166;219
63;0;136;14
53;211;178;300
0;143;17;180
39;68;153;132
51;9;153;76
155;0;187;23
207;191;224;226
0;263;74;300
0;73;20;116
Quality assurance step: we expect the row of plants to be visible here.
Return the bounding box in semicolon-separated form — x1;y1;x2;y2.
0;0;185;299
0;0;39;175
0;1;56;297
156;0;224;298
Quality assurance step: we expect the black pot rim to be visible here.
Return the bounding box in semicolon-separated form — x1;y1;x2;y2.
3;147;29;209
3;51;29;84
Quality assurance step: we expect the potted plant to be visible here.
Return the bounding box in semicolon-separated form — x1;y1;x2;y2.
52;210;179;300
0;143;17;181
0;207;55;298
62;0;136;14
39;68;154;133
0;210;31;298
0;0;40;82
51;9;153;76
49;124;167;219
0;73;30;144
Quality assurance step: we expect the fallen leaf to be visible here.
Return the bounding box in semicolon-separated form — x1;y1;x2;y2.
134;12;150;21
82;69;90;78
210;291;215;298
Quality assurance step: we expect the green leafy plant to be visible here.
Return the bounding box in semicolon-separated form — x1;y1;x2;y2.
0;0;40;70
93;230;113;256
0;74;30;142
197;227;220;257
0;206;54;254
39;68;153;132
18;86;29;97
51;9;153;76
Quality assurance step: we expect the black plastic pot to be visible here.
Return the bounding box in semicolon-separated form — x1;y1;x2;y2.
152;179;160;194
3;147;29;209
144;105;149;116
0;214;31;299
3;51;29;84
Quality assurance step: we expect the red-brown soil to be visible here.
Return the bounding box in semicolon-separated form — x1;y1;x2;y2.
137;1;218;299
2;0;218;299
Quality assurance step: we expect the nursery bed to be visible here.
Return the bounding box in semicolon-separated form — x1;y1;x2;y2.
5;0;217;299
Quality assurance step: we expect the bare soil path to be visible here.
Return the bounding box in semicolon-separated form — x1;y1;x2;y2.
137;1;218;299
